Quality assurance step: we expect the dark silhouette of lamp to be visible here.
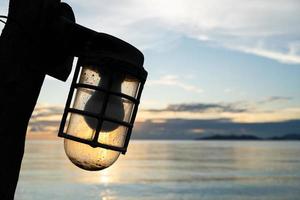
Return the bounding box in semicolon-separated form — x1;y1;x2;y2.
56;5;148;171
1;1;147;198
0;0;147;174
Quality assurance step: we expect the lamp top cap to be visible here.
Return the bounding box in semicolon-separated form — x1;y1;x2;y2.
80;31;147;81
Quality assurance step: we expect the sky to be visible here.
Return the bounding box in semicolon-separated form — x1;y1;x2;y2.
1;0;300;138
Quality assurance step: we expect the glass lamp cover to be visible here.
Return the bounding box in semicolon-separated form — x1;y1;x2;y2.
64;65;139;171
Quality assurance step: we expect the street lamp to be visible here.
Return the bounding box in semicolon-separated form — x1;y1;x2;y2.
1;0;147;197
0;0;147;172
57;6;148;171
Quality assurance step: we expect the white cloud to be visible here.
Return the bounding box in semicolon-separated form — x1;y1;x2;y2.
0;1;8;33
148;75;203;93
66;0;300;64
228;45;300;64
2;0;299;64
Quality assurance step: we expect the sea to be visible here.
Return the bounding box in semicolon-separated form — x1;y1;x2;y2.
15;140;300;200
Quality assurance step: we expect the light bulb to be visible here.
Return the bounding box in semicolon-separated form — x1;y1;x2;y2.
63;66;127;171
64;138;121;171
84;72;125;131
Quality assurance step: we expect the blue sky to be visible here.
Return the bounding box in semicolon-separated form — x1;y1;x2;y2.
1;0;300;129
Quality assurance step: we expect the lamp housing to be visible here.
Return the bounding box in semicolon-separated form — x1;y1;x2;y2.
58;21;147;170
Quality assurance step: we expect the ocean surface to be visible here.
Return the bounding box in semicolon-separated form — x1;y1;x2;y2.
15;140;300;200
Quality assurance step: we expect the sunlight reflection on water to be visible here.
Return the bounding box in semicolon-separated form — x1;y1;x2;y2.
15;140;300;200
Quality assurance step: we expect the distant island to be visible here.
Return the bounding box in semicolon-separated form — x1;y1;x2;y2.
197;133;300;141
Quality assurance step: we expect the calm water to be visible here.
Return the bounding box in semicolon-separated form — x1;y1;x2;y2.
15;140;300;200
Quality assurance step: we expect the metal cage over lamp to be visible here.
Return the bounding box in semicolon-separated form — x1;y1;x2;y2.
57;20;147;171
0;2;147;194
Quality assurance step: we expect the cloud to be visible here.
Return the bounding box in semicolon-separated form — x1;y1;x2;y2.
139;101;300;123
66;0;300;64
0;1;8;33
146;102;247;113
2;0;299;64
31;104;63;119
133;118;300;139
230;45;300;64
148;75;203;93
258;96;292;104
0;1;8;16
28;104;63;132
28;103;300;139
